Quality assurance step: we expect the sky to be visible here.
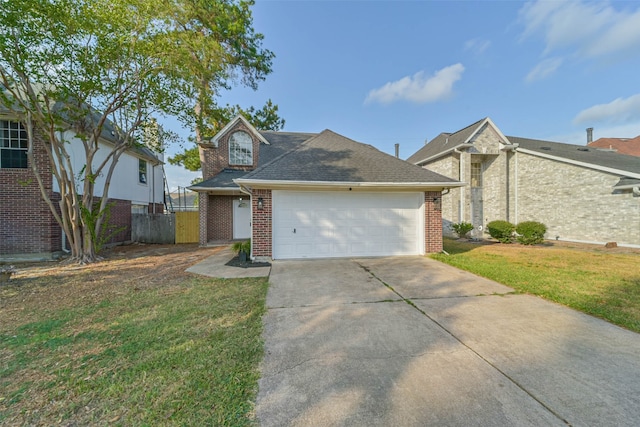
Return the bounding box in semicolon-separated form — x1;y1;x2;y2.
162;0;640;191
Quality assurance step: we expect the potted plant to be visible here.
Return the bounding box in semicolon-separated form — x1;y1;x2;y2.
231;240;251;262
0;265;16;283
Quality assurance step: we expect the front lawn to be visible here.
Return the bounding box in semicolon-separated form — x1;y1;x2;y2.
0;245;268;426
431;239;640;333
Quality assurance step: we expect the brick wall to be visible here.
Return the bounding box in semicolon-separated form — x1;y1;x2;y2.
424;191;443;253
100;199;132;245
206;195;233;241
251;189;272;259
200;120;261;180
0;125;59;258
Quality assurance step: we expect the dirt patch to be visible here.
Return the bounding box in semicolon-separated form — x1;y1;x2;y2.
0;243;224;329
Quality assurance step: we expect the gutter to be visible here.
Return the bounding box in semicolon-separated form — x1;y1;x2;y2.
233;179;465;190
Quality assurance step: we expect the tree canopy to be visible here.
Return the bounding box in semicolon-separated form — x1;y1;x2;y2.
0;0;274;263
168;99;285;171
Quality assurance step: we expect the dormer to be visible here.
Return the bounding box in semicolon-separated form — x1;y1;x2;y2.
465;117;511;156
198;114;269;179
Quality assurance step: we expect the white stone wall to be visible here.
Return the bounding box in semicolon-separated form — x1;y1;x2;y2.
515;152;640;246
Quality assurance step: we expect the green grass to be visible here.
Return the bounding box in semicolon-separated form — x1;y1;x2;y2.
431;239;640;332
0;276;269;426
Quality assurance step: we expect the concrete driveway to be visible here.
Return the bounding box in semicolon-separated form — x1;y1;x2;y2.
256;257;640;426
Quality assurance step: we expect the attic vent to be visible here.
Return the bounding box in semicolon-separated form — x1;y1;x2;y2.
541;146;551;150
577;147;590;152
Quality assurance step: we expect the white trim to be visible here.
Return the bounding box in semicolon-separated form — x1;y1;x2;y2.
234;178;464;191
516;147;640;179
211;114;269;147
613;183;640;190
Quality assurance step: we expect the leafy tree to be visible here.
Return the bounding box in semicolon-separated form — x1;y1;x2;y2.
169;99;285;171
0;0;273;263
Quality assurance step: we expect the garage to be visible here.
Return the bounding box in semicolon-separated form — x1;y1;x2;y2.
272;191;424;259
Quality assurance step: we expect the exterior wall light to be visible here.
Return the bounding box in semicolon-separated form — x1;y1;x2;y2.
257;197;264;210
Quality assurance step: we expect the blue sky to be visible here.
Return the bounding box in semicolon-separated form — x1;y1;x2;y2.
163;0;640;190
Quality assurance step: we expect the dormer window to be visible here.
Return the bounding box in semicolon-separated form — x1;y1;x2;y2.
229;131;253;165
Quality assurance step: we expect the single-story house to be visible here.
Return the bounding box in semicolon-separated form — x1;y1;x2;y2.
0;111;165;261
190;115;462;260
407;117;640;247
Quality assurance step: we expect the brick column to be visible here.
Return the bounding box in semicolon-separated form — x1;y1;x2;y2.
424;191;443;253
251;189;272;260
198;192;209;246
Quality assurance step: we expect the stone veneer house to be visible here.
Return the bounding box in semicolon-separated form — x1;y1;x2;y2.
407;117;640;247
190;115;462;260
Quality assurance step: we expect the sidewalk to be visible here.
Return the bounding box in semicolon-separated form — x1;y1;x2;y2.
186;246;271;279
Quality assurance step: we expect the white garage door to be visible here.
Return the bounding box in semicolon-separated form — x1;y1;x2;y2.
272;191;424;259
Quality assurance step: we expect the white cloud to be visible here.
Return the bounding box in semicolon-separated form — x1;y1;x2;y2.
573;93;640;124
525;57;563;82
364;63;465;105
519;0;640;60
464;38;491;54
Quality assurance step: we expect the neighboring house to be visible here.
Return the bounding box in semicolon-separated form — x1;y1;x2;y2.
407;117;640;247
190;115;462;260
588;135;640;157
168;190;198;211
0;114;164;261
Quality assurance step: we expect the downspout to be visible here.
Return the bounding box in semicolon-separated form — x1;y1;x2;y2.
515;150;519;223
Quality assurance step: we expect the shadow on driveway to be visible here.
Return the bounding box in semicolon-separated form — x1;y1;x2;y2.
254;257;640;426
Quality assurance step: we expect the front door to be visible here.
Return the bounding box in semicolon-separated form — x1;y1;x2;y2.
233;198;251;239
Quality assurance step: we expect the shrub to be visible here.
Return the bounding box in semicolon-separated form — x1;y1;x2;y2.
231;239;251;255
451;222;474;239
486;220;515;243
516;221;547;245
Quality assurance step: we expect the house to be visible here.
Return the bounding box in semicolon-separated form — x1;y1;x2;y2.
0;113;165;261
588;134;640;157
407;117;640;247
190;115;462;260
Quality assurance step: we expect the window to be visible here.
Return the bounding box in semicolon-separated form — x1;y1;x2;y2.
0;120;28;168
139;158;147;184
229;131;253;165
470;163;482;188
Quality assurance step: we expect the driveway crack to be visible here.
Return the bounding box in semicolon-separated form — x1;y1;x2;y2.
356;261;572;426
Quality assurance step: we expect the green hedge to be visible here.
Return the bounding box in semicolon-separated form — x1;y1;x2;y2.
486;220;515;243
516;221;547;245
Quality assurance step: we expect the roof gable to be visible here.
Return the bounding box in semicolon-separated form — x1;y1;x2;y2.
407;117;511;164
236;129;460;186
210;114;269;147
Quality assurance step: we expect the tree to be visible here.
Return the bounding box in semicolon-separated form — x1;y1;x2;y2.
0;0;273;263
168;99;285;171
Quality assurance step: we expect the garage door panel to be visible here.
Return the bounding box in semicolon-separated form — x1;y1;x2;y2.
273;191;423;259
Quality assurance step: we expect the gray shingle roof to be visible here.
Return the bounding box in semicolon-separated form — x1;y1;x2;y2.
406;118;485;164
239;129;459;184
511;136;640;175
191;131;317;189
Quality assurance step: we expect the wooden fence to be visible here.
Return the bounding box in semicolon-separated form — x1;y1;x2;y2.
131;212;199;244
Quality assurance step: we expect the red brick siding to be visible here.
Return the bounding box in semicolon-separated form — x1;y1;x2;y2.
148;203;164;214
251;189;272;258
206;195;233;241
198;192;209;245
0;125;59;256
100;199;132;245
424;191;443;253
200;121;261;180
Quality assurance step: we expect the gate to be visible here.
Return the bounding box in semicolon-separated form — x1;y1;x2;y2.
175;211;200;243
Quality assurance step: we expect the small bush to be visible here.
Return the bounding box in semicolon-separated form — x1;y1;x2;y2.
516;221;547;245
231;239;251;255
451;222;474;239
486;220;515;243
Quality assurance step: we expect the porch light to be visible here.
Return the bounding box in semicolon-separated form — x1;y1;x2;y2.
257;197;264;210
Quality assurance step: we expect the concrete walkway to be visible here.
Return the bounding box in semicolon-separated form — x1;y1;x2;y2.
256;256;640;426
185;246;271;279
